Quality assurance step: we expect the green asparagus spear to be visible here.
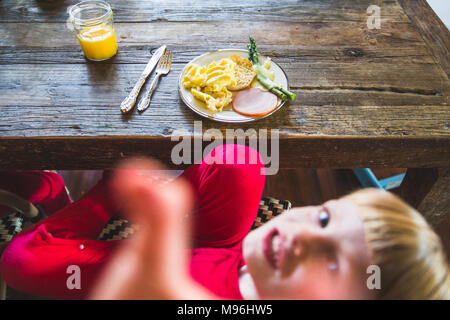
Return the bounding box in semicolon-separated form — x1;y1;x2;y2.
247;36;296;101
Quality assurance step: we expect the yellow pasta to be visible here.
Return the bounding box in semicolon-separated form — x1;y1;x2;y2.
182;58;237;112
182;64;206;88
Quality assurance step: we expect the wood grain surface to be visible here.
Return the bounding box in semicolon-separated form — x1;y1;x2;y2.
0;0;411;23
398;0;450;77
0;0;448;170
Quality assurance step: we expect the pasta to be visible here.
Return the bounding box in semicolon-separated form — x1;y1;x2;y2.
182;58;237;112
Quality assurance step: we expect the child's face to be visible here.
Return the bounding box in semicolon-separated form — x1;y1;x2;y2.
242;198;372;299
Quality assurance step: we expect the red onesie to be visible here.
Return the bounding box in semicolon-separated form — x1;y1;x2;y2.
0;144;265;299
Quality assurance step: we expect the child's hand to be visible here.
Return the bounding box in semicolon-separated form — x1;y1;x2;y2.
89;158;216;299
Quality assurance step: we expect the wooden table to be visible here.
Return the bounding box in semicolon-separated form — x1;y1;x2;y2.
0;0;448;225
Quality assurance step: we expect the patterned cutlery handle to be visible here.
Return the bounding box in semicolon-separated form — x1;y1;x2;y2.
137;73;161;113
120;75;146;113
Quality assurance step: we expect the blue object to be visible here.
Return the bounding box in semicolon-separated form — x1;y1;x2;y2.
352;168;405;190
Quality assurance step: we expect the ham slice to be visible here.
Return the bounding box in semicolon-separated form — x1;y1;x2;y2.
232;88;278;117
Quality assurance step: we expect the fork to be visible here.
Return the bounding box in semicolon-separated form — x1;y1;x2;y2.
137;48;173;113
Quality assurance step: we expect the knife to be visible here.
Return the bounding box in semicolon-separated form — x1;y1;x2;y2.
120;45;166;113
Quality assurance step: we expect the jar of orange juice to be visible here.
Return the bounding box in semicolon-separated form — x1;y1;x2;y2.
69;1;118;61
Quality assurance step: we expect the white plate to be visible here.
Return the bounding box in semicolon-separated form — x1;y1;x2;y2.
178;49;289;123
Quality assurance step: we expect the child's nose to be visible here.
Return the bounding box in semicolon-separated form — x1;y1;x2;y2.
291;229;332;259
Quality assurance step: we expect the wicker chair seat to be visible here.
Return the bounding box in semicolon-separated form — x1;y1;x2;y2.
98;197;292;241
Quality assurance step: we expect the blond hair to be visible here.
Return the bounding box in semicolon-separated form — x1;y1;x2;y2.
344;188;450;299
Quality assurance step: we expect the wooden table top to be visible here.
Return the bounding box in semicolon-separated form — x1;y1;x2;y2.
0;0;449;169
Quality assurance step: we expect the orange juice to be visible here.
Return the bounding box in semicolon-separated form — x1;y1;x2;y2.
77;24;117;61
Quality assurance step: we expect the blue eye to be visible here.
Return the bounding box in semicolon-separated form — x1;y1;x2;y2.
319;210;330;228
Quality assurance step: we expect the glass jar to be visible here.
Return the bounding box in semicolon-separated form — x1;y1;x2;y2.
69;0;118;61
